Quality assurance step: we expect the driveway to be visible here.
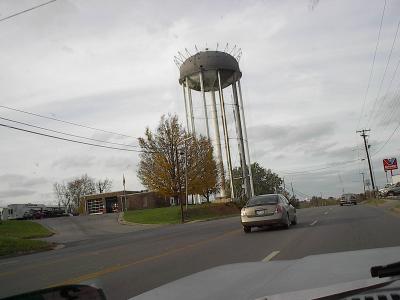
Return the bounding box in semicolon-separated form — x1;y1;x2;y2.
35;213;157;243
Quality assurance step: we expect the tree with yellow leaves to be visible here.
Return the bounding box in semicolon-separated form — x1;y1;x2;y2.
137;114;219;206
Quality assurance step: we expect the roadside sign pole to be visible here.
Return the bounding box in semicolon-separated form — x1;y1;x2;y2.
385;171;389;184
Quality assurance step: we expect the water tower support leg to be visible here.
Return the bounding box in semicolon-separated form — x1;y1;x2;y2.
232;82;249;199
185;77;196;135
199;72;210;139
182;83;190;133
217;71;235;200
237;80;254;197
211;90;226;198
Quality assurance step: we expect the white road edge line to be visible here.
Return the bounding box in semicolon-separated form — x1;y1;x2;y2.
262;250;280;262
324;211;328;215
0;260;19;266
310;220;318;226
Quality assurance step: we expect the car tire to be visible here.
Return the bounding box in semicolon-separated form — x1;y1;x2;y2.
243;226;251;233
283;213;290;229
340;204;343;206
291;214;298;225
388;192;395;197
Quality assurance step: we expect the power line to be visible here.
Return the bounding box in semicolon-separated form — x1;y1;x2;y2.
0;105;136;139
367;17;400;128
0;0;57;23
0;116;140;148
357;0;387;130
279;159;359;176
370;51;400;128
372;121;400;156
374;83;400;135
0;123;148;153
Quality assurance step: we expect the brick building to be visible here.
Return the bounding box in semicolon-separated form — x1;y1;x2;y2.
80;190;171;215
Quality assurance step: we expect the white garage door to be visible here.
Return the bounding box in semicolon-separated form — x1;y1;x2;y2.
87;199;103;214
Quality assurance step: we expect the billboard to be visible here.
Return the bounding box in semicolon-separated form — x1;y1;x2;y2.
383;158;398;171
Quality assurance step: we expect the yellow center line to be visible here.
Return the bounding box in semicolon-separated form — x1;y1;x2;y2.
0;230;208;278
262;250;280;262
48;228;241;287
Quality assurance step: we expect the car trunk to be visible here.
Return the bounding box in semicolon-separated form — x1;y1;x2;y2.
245;204;277;217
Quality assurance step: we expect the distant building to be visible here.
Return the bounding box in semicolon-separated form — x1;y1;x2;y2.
80;190;171;215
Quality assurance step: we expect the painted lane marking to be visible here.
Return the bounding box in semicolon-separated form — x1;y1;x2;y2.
0;260;19;266
262;250;280;262
310;220;318;226
47;228;241;287
324;211;328;215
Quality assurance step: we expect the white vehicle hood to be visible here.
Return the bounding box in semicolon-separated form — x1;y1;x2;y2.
131;246;400;300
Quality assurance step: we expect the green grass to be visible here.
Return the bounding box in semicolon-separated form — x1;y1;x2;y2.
0;220;53;239
123;203;240;224
124;206;182;224
0;237;53;256
0;220;53;257
365;198;386;206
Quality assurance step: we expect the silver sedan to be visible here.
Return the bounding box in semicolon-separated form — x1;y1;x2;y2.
241;194;297;233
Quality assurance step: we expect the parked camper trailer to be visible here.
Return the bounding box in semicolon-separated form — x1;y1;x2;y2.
0;207;9;221
7;203;46;220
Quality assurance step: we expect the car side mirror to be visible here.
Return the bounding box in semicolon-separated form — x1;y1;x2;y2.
3;285;106;300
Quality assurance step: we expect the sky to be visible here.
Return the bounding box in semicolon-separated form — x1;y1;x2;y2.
1;0;400;205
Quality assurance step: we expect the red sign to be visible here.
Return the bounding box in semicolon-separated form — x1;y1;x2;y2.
383;158;398;171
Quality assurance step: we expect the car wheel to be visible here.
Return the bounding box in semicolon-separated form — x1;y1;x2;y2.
283;213;290;229
243;226;251;233
340;204;343;206
388;192;395;196
291;214;298;225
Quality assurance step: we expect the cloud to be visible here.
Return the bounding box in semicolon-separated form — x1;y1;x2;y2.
0;189;36;198
52;155;97;170
0;174;48;188
248;121;335;152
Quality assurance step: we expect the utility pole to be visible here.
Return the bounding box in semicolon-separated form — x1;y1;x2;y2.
356;129;375;191
175;146;184;223
360;172;366;194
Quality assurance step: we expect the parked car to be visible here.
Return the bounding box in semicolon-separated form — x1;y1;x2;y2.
340;193;357;206
382;182;400;197
379;183;395;197
240;194;297;233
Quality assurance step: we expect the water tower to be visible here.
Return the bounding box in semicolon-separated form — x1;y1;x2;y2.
175;46;254;200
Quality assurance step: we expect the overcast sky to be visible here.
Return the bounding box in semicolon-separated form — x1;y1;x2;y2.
1;0;400;205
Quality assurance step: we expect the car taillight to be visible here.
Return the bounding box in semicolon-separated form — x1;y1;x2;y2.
275;204;283;214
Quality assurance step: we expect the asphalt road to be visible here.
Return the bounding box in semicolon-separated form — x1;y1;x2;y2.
1;204;400;299
35;213;156;243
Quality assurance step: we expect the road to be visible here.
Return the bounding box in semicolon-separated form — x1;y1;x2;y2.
1;204;400;299
35;213;157;243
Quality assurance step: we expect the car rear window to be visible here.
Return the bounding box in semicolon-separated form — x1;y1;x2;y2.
246;195;279;207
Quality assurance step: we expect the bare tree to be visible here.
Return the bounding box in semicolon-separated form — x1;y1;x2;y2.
96;178;112;193
53;174;96;213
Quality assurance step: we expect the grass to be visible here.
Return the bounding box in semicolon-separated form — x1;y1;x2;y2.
123;203;240;224
365;198;387;206
390;203;400;215
0;220;53;257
